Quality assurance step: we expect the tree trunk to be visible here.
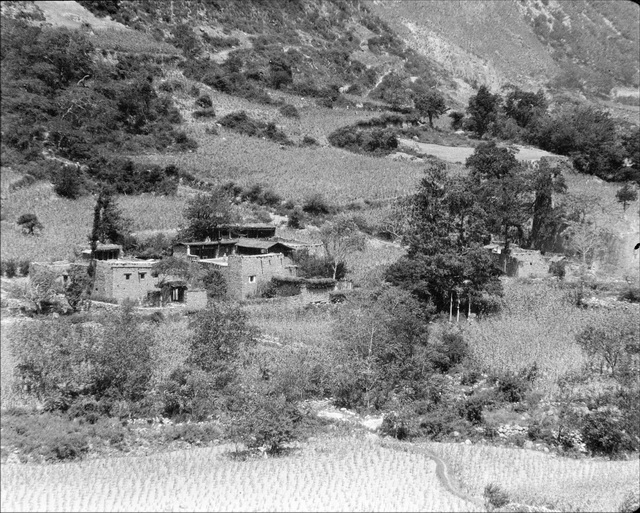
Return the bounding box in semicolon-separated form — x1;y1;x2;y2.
428;113;434;128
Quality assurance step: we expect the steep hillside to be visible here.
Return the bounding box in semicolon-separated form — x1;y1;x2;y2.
366;0;639;105
366;0;558;95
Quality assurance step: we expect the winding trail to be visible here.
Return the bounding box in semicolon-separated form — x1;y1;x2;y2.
380;439;486;510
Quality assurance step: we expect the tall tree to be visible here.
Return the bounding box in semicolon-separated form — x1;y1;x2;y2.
615;183;638;212
467;85;501;138
386;163;502;314
529;157;568;251
89;189;132;256
182;189;236;241
466;142;531;252
412;89;448;128
503;87;547;129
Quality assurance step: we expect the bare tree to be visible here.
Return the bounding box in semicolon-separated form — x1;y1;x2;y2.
319;216;366;280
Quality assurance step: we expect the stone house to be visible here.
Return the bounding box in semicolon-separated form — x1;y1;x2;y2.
484;243;565;278
201;253;298;300
80;243;122;261
92;260;159;301
172;240;238;260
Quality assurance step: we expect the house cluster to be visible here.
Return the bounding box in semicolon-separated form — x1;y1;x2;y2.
32;224;328;308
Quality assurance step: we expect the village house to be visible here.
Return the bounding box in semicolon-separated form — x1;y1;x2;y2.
201;253;298;300
484;243;565;278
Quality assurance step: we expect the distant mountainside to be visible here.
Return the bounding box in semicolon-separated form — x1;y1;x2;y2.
366;0;639;99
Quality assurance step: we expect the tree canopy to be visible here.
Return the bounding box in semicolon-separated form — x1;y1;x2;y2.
412;89;448;128
386;163;502;314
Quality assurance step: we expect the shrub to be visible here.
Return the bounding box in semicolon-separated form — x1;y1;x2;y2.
230;393;302;455
449;111;465;130
9;173;36;191
493;371;529;403
549;259;566;279
193;108;216;119
195;95;212;108
5;259;17;278
483;483;510;509
18;260;30;276
287;207;305;229
433;330;469;372
17;213;43;235
380;411;411;440
279;104;299;118
619;287;640;303
302;193;331;216
301;135;318;147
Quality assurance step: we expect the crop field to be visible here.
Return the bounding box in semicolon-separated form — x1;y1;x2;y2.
0;435;482;512
424;441;640;512
462;279;593;395
134;131;426;204
0;182;187;263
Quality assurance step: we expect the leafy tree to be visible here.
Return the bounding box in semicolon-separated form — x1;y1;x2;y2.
466;85;501;138
229;390;302;455
91;302;154;405
182;190;236;241
412;89;448;128
54;165;85;199
503;87;547;129
466;142;531;251
11;268;60;314
616;183;638;212
17;213;43;235
529;158;568;251
89;189;132;255
533;105;625;180
187;303;256;388
202;268;227;300
319;215;366;280
385;163;502;313
374;72;410;109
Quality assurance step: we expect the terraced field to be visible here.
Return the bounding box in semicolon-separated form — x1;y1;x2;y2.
0;436;482;512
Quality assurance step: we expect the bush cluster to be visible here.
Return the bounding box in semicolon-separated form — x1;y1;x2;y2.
328;126;398;156
1;259;31;278
218;111;293;145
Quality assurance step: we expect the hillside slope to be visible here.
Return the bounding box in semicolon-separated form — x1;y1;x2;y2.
367;0;639;104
